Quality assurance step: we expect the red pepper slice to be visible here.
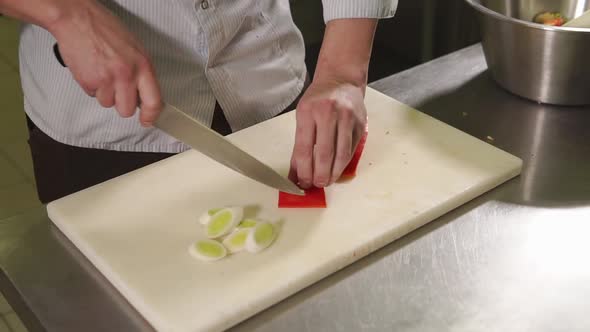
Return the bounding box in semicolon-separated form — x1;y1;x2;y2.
278;124;368;208
278;187;326;208
339;124;369;180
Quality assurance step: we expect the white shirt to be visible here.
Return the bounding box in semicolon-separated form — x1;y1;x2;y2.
19;0;397;153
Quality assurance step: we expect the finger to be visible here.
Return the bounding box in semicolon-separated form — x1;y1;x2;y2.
137;61;162;126
330;110;355;183
114;80;138;118
352;121;365;150
95;85;115;108
312;103;338;188
293;107;316;189
288;156;298;184
80;84;97;97
288;123;300;185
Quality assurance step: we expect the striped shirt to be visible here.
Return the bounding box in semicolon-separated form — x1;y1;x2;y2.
19;0;397;153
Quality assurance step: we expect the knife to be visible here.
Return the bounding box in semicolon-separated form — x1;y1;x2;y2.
52;43;304;196
155;103;304;195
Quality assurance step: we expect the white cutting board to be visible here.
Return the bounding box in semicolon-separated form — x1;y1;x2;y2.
48;88;522;332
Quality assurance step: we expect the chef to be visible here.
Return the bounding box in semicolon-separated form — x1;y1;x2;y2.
0;0;397;203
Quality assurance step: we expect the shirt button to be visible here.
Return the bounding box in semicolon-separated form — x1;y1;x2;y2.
200;0;209;9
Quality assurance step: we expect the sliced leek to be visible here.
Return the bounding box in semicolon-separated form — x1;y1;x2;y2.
246;222;277;253
222;228;251;253
188;239;227;262
206;207;243;238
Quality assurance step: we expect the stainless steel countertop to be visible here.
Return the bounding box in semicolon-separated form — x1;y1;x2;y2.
2;44;589;332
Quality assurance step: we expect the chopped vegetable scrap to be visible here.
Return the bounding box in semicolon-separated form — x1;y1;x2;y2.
245;222;277;253
199;207;223;225
188;239;227;262
190;207;280;262
206;207;243;238
222;228;251;253
237;218;259;228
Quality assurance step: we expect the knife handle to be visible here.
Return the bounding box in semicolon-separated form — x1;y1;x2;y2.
52;43;143;106
52;42;151;113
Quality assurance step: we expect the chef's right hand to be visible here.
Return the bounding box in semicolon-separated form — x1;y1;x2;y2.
48;0;162;126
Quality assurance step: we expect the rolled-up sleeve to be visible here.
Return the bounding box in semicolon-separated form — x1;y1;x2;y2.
322;0;398;22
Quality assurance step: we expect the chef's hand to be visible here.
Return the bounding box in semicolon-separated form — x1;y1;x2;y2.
290;78;367;188
289;18;377;189
45;0;161;126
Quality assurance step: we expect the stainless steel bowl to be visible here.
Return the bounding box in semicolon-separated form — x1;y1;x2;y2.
465;0;590;105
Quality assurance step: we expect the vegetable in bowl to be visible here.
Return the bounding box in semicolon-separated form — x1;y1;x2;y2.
533;11;568;26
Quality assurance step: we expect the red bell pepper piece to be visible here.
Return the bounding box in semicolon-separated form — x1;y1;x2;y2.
278;187;326;208
278;123;368;208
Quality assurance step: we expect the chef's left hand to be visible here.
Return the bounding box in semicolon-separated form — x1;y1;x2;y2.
289;76;367;189
289;18;376;189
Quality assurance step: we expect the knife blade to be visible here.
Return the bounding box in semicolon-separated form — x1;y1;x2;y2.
155;102;305;196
